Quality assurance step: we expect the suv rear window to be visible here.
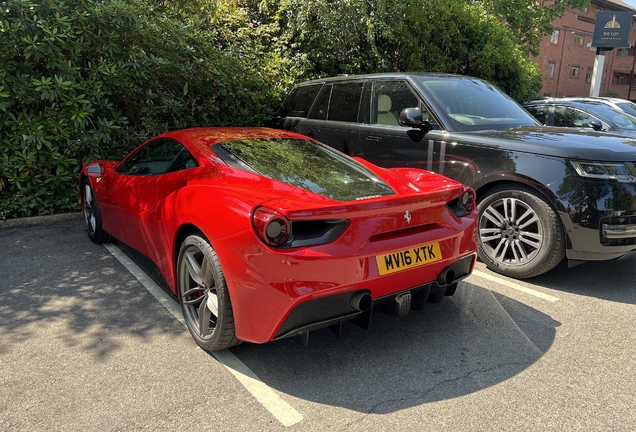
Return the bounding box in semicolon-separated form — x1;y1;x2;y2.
278;84;323;118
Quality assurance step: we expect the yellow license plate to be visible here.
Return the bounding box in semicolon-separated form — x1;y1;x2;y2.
375;242;443;276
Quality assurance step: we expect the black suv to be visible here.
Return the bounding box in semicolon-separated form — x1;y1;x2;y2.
271;73;636;278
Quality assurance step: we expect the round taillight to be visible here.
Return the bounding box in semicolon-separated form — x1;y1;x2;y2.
461;190;475;212
253;206;291;247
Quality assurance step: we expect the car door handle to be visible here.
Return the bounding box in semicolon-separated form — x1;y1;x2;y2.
307;129;320;137
365;135;382;142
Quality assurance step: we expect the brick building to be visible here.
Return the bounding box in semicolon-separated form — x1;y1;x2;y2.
533;0;636;100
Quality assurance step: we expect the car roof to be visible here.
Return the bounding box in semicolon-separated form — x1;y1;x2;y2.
293;72;476;86
149;127;307;160
523;98;609;108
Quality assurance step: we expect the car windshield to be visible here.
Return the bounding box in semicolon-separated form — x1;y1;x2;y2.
213;138;395;202
414;77;539;132
588;104;636;130
615;102;636;119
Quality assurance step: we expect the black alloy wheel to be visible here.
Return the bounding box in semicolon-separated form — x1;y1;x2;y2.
82;179;110;244
177;234;239;351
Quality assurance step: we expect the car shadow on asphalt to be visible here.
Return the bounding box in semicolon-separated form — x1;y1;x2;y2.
227;283;558;414
0;220;186;360
521;255;636;304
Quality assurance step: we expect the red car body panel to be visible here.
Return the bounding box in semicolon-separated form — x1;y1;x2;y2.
81;127;478;344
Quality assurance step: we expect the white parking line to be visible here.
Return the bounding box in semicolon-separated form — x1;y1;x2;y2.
470;269;560;302
104;243;304;427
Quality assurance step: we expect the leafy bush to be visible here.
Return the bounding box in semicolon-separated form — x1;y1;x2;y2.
0;0;279;219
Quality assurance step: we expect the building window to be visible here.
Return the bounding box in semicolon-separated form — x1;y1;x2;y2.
547;62;556;78
569;66;580;78
574;35;584;45
585;68;593;82
619;48;629;56
551;29;560;44
614;74;628;85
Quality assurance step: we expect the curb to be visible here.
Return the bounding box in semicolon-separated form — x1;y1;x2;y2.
0;212;83;229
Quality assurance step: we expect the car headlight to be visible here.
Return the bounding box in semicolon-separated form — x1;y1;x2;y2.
571;161;636;182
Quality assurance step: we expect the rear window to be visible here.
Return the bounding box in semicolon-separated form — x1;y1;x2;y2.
278;84;323;118
212;138;395;202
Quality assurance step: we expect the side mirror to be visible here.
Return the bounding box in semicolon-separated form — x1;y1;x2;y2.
399;107;432;131
85;161;117;178
588;119;603;131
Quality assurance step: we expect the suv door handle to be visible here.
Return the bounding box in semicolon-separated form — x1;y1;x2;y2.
365;135;382;142
307;129;319;137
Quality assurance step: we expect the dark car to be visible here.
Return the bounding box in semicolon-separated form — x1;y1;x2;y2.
270;73;636;279
524;97;636;137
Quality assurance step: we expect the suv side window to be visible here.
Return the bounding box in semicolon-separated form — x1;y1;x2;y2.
327;82;364;122
308;84;332;120
278;84;323;118
372;81;425;127
117;138;197;175
526;106;549;125
554;107;595;128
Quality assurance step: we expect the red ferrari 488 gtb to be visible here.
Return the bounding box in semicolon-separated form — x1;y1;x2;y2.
80;128;477;351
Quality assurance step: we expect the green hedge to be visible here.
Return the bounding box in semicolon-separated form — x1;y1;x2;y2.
0;0;281;219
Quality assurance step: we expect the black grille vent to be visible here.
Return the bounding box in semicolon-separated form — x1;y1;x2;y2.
599;214;636;246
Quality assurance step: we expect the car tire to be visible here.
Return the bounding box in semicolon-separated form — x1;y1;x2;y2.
82;179;110;244
477;184;565;279
177;234;239;351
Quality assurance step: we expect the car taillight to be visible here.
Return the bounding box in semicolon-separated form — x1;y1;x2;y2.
460;190;475;212
253;206;291;247
447;189;476;217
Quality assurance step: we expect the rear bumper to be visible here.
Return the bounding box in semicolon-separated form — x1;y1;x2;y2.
214;221;477;343
273;254;474;340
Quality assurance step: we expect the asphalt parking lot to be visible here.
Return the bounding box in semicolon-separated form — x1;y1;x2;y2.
1;218;635;431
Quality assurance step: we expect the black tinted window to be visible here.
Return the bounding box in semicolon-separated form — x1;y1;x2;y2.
307;85;332;120
526;106;549;124
553;107;595;128
118;139;196;175
278;84;323;118
328;83;363;122
213;138;395;202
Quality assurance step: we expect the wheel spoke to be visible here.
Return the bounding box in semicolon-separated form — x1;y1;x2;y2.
508;198;517;222
503;198;512;221
84;184;92;205
517;211;538;230
182;286;204;306
519;234;541;249
483;206;506;226
480;231;502;242
496;240;510;261
198;295;212;337
207;292;219;317
184;251;205;286
513;240;529;261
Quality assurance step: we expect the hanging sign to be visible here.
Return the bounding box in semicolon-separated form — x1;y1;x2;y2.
592;11;633;48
